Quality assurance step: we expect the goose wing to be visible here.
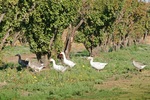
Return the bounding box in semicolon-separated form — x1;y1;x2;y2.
133;61;146;69
19;60;29;67
54;64;67;72
64;59;76;67
91;62;107;69
29;61;44;69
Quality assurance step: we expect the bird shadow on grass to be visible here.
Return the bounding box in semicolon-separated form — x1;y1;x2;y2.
71;51;89;57
0;62;15;70
0;62;27;71
16;65;28;71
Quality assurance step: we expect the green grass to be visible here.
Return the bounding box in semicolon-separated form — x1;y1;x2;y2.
2;45;31;57
0;44;150;100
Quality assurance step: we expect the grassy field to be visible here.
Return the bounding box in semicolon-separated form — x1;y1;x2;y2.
0;44;150;100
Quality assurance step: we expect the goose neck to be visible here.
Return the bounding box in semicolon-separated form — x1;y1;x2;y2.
18;55;21;60
51;60;56;66
28;61;31;66
90;58;93;63
62;53;67;60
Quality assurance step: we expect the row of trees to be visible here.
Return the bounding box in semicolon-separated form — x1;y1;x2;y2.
76;0;150;55
0;0;150;66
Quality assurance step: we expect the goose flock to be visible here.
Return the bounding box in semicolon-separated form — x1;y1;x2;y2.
16;52;147;72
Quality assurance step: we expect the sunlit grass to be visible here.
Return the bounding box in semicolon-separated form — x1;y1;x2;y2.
2;45;31;57
0;44;150;99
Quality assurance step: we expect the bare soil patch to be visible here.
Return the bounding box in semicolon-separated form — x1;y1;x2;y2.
3;53;36;64
94;70;150;98
145;36;150;44
0;81;7;88
2;43;86;64
71;43;86;52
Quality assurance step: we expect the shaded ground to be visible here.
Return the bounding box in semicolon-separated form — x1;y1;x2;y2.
2;43;86;64
3;36;150;63
3;53;36;64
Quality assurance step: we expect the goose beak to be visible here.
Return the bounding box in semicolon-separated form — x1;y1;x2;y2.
15;54;19;56
25;58;29;61
49;58;53;62
58;54;63;59
87;57;92;59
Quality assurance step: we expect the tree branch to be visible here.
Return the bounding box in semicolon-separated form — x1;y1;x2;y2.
0;28;11;50
74;19;84;31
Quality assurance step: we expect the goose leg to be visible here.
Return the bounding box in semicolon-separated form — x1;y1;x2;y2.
35;69;39;72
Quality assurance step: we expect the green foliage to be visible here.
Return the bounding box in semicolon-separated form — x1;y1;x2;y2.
1;0;149;57
23;0;82;55
0;0;82;56
76;0;150;54
76;0;107;50
51;34;63;55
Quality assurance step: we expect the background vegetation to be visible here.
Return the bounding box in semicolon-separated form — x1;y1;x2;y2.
0;0;150;61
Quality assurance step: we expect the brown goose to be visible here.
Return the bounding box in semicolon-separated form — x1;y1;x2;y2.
28;60;44;72
132;59;147;72
15;54;29;67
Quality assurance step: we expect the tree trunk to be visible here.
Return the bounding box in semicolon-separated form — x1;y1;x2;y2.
0;28;11;50
143;31;147;40
115;43;120;51
122;35;129;48
127;36;133;46
0;13;5;23
11;31;20;46
34;33;56;68
35;52;50;68
40;53;50;68
63;25;73;59
102;36;111;52
64;19;84;59
106;35;113;52
141;31;148;44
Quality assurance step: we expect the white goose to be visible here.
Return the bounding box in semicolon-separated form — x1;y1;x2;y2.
28;60;45;72
50;58;67;72
132;59;147;72
87;57;108;71
60;52;76;68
